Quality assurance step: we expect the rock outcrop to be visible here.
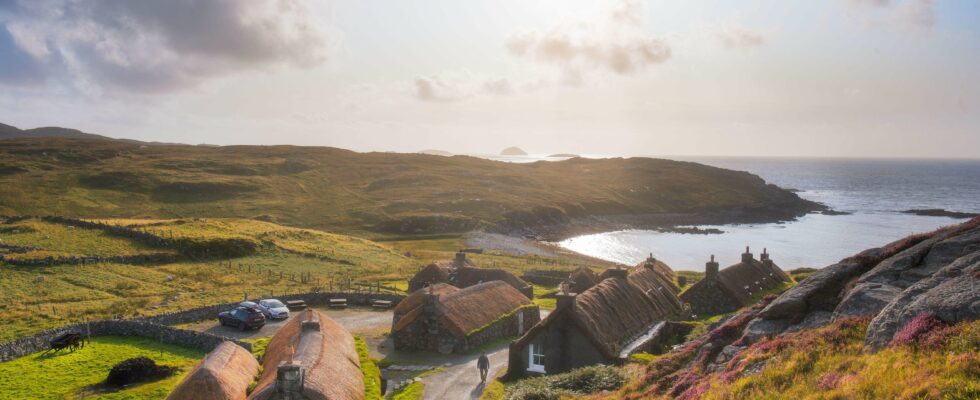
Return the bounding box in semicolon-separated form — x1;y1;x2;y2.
746;217;980;349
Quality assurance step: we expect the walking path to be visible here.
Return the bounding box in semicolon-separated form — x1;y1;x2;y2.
421;341;510;400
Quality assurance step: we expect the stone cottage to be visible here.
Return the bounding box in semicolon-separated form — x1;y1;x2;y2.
249;310;365;400
407;251;534;298
166;342;259;400
168;310;365;400
680;248;792;316
392;281;540;354
506;260;682;378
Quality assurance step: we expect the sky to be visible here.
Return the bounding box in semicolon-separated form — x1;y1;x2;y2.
0;0;978;158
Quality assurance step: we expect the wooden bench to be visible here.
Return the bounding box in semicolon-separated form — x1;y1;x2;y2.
371;300;393;309
328;298;348;308
285;300;307;310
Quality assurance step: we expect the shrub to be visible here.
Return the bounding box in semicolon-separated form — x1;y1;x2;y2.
506;365;625;400
106;357;177;386
891;313;948;347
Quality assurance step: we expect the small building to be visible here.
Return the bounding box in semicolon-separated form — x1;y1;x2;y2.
680;248;792;316
407;251;534;298
392;281;540;354
506;260;682;377
166;342;259;400
564;267;598;294
249;310;365;400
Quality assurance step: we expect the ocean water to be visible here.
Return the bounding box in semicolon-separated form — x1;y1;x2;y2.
551;157;980;271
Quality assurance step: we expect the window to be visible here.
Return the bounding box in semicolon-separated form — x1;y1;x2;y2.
528;343;545;373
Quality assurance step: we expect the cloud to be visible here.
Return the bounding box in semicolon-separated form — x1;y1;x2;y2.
716;27;766;49
847;0;936;32
414;74;518;103
505;0;670;83
0;0;331;93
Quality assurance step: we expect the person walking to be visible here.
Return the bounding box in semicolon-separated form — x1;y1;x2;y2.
477;352;490;382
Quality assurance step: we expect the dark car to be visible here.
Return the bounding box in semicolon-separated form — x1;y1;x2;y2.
218;306;266;331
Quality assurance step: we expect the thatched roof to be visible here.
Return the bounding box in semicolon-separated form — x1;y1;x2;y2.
567;267;598;294
454;266;531;293
394;281;534;339
167;342;258;400
699;256;791;305
393;283;459;318
407;263;452;291
248;310;364;400
514;264;682;359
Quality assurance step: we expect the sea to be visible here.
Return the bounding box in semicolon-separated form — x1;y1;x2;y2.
475;154;980;271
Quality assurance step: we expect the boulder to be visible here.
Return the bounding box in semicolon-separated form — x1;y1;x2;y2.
833;282;902;319
865;250;980;349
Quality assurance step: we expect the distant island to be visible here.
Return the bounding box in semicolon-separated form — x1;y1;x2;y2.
548;153;579;158
500;146;527;156
418;149;453;156
902;208;979;218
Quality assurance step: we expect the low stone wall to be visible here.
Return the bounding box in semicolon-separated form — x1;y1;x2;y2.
0;320;250;362
460;306;541;353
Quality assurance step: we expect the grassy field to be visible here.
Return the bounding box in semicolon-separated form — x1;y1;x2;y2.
0;336;204;400
0;137;819;237
0;217;419;342
0;216;610;342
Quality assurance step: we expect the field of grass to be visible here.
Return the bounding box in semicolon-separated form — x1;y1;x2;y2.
0;217;419;342
0;137;819;237
0;218;175;262
0;336;204;400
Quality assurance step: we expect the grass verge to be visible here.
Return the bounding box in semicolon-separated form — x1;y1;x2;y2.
0;336;204;400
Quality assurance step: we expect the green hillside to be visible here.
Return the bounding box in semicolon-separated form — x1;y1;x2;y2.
0;137;821;237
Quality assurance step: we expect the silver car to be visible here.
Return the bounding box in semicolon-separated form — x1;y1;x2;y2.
257;299;290;320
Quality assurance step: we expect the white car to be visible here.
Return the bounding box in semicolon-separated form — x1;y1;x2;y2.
256;299;290;320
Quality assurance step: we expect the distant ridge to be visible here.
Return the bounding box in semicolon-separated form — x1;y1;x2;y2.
0;122;178;145
500;146;527;156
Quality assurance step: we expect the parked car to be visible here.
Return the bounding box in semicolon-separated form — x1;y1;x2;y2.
256;299;290;320
218;306;266;331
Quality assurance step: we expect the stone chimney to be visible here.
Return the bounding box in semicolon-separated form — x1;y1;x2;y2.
705;255;719;279
761;248;774;268
453;250;466;268
556;292;577;311
741;246;754;263
300;310;320;332
274;361;305;400
605;267;629;280
643;253;657;270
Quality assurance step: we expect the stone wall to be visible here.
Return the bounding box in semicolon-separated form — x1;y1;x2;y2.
0;320;249;362
461;307;541;353
680;278;740;316
0;291;405;362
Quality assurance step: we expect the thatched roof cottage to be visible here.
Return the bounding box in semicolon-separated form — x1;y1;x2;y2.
680;248;792;316
507;258;682;377
407;251;534;298
248;310;365;400
166;342;259;400
393;281;540;354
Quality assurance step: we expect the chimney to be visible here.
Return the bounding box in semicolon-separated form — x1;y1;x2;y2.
275;361;305;399
644;253;657;270
300;310;320;332
741;246;753;263
605;267;629;280
556;292;577;311
705;255;719;279
454;250;466;268
761;248;774;268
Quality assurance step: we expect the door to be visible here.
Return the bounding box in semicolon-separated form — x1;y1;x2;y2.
517;311;525;334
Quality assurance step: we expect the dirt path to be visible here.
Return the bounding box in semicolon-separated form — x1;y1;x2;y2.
420;341;510;400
